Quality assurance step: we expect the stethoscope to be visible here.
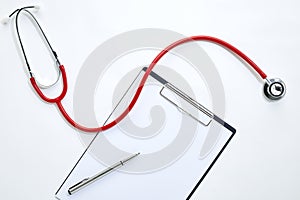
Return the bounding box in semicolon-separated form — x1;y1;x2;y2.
3;6;286;133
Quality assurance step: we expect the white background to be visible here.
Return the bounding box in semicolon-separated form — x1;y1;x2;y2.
0;0;299;199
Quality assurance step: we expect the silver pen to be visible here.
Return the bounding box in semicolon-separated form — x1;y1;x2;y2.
68;153;140;195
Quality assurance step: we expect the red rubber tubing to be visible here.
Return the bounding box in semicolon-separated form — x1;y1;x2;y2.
30;65;68;103
31;35;267;133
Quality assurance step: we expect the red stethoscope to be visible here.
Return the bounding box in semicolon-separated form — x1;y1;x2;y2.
4;6;286;133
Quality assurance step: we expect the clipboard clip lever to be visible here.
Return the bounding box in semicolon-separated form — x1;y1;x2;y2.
160;83;214;126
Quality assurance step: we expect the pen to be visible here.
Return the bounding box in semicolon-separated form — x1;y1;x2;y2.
68;153;140;195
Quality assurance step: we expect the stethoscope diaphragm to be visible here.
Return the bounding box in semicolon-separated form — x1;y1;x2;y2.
264;78;286;100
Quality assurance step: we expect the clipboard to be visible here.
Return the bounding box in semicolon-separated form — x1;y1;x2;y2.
55;67;236;200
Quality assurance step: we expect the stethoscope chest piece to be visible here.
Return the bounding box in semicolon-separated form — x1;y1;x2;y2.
264;78;286;100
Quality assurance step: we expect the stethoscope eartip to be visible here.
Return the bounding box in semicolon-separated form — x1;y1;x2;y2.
1;17;10;25
263;78;286;100
33;5;40;12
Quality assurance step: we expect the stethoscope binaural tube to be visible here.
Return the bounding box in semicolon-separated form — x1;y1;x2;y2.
4;6;286;133
8;6;62;89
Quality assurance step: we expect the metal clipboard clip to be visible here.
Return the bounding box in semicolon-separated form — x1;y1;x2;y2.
160;82;214;126
142;67;235;134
